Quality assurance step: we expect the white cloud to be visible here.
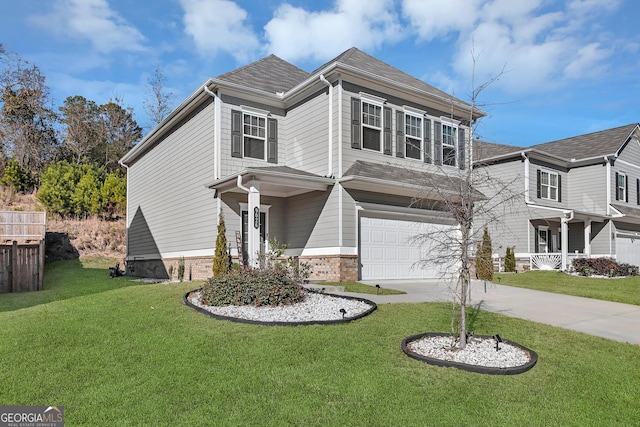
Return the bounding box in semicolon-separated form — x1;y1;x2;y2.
264;0;403;63
401;0;480;41
29;0;146;53
413;0;622;96
179;0;260;62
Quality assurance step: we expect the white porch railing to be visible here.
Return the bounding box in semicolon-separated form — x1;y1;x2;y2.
530;253;562;270
529;252;586;271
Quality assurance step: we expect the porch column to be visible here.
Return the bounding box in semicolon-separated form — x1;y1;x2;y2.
246;185;261;268
584;220;591;257
561;215;569;271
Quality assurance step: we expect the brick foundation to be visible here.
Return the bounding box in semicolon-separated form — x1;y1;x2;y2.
301;254;359;282
126;254;360;282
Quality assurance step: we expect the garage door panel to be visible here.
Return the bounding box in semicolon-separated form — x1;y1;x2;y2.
361;216;458;280
616;236;640;266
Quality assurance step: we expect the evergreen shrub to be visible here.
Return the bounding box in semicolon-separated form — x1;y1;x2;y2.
201;268;304;307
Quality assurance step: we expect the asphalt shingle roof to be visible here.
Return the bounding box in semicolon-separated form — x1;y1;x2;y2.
529;123;638;160
215;54;309;94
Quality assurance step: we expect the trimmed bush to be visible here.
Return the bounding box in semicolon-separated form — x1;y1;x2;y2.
571;257;637;277
476;226;493;280
201;268;304;307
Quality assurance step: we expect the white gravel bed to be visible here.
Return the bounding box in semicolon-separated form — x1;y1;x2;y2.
407;335;531;368
187;290;373;323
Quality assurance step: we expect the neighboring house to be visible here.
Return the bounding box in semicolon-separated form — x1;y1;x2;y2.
475;123;640;271
120;47;482;282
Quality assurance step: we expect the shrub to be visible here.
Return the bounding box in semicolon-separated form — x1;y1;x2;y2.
475;226;493;280
504;247;516;272
571;257;636;277
212;210;230;277
1;159;33;193
201;268;304;307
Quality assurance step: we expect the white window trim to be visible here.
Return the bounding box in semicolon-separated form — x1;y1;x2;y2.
240;108;268;161
617;172;627;201
441;122;458;167
404;111;423;161
540;170;559;201
359;93;385;153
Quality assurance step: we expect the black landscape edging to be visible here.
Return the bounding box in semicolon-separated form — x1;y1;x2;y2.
183;288;377;326
401;332;538;375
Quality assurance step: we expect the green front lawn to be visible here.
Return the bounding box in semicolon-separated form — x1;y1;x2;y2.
494;271;640;305
1;259;638;425
324;281;405;295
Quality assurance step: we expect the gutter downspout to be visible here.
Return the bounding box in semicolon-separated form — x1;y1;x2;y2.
320;75;333;178
604;156;611;216
118;160;131;272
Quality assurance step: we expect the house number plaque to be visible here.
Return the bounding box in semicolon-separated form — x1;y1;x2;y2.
253;207;260;229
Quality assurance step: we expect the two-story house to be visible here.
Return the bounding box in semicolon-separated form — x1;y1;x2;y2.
475;123;640;271
120;47;481;282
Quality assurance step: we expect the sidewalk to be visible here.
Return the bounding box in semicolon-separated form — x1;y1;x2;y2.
338;279;640;345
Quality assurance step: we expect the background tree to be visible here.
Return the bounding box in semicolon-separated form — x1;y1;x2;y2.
58;96;103;165
99;98;142;171
475;226;493;280
212;210;230;277
0;47;58;175
143;63;173;127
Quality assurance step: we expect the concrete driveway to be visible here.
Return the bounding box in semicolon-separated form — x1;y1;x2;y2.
342;279;640;345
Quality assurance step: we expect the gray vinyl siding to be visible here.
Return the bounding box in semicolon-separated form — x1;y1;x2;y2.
618;136;640;165
219;192;287;251
591;221;612;255
218;100;287;178
284;187;340;249
285;89;334;177
530;163;568;208
339;85;468;179
341;186;357;247
127;100;216;257
567;164;608;214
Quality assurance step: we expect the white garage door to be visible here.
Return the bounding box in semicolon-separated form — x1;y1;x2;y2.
616;236;640;266
360;216;457;280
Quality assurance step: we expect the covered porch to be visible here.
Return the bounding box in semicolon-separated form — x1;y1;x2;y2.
525;209;610;271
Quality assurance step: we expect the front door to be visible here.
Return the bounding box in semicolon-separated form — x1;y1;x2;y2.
241;211;266;265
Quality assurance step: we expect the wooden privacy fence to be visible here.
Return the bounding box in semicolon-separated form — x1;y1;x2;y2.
0;211;46;293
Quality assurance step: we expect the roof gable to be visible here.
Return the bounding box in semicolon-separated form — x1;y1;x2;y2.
215;54;309;94
310;47;469;109
530;123;638;160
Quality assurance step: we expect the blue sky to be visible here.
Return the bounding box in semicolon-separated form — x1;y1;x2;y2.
1;0;639;146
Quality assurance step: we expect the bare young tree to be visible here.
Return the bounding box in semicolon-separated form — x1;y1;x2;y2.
143;62;173;127
0;46;59;174
411;53;519;349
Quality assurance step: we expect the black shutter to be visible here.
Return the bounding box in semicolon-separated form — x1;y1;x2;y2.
424;119;431;163
557;174;562;202
267;118;277;164
615;172;619;200
434;121;442;166
458;128;466;170
383;107;392;155
626;175;629;202
351;97;361;149
637;178;639;205
231;110;242;158
534;228;539;253
537;169;541;199
395;111;404;158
